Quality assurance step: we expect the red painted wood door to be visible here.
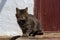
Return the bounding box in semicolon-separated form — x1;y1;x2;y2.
34;0;60;31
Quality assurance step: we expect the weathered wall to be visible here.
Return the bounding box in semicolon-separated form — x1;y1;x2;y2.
34;0;60;31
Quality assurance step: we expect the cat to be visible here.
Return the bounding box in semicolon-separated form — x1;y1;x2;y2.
10;7;43;40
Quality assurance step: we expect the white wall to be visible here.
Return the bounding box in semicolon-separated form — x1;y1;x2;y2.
0;0;34;36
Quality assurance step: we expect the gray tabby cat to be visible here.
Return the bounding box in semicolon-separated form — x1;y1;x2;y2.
10;7;43;40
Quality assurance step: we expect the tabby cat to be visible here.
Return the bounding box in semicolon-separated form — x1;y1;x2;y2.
10;7;43;40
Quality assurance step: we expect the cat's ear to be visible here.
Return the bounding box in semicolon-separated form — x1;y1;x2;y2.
25;7;28;11
16;8;19;13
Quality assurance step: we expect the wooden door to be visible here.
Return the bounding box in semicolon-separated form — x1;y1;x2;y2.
34;0;60;31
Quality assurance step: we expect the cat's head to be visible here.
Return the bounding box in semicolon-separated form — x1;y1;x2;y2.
16;7;28;24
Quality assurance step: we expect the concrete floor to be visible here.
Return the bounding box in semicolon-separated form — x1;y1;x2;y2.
0;32;60;40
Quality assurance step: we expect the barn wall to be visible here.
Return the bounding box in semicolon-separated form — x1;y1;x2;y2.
34;0;60;31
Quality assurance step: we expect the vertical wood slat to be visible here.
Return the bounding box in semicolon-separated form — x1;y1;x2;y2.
34;0;40;19
34;0;60;31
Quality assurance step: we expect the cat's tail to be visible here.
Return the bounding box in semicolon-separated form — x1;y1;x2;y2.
10;35;21;40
